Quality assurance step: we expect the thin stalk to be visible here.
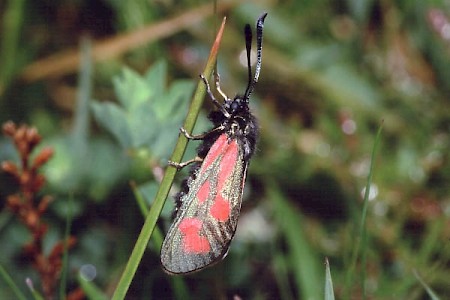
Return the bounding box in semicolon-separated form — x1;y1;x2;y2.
0;0;25;96
59;197;73;299
111;17;227;300
0;264;27;300
346;121;383;298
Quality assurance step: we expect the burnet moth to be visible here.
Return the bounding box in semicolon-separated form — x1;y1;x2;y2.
160;12;267;274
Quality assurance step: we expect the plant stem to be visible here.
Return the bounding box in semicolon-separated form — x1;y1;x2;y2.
111;16;227;300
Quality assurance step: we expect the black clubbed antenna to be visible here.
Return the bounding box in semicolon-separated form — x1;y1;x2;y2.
243;23;253;98
244;12;267;100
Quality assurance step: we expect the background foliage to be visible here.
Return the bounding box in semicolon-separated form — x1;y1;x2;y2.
1;0;449;299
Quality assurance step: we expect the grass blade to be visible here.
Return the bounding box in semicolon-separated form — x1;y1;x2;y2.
0;0;25;96
413;270;441;300
0;264;27;300
59;197;74;299
111;17;227;300
26;278;45;300
324;258;335;300
78;273;108;300
270;185;322;300
346;121;383;298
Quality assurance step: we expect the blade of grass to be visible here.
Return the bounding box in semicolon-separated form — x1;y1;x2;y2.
346;121;383;298
269;184;322;300
26;278;45;300
71;36;93;153
418;217;445;265
0;0;25;96
59;36;91;300
130;181;150;217
59;196;74;299
413;269;441;300
111;17;227;300
272;253;295;300
130;181;189;299
129;181;163;250
0;264;27;300
324;258;335;300
78;273;108;300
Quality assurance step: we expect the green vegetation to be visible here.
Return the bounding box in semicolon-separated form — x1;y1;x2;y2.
1;1;449;299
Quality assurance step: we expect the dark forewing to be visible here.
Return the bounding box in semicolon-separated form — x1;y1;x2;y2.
161;134;248;274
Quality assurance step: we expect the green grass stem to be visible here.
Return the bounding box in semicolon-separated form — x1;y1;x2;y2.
0;264;27;300
413;269;441;300
324;258;335;300
111;17;227;300
346;121;383;298
59;197;73;299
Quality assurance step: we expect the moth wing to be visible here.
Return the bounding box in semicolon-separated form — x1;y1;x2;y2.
161;136;248;274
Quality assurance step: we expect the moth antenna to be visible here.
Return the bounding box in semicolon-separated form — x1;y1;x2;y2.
243;24;253;99
244;12;267;99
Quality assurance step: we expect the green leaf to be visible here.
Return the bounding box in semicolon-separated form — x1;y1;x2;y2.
91;101;132;148
127;101;156;148
113;67;153;109
144;60;167;101
91;60;194;159
42;136;129;204
155;80;195;121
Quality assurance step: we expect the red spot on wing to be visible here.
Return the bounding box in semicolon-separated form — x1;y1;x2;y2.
196;180;210;204
207;139;238;222
200;135;228;174
210;193;231;221
179;218;202;234
184;234;210;253
217;140;239;191
179;218;210;253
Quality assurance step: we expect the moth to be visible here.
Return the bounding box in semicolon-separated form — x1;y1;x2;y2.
161;12;267;274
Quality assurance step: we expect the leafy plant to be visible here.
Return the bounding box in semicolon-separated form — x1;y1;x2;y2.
91;60;194;159
1;122;78;299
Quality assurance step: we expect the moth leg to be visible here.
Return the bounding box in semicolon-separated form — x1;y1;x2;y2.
168;156;203;170
179;125;225;140
214;73;229;101
200;74;231;118
199;74;221;107
179;127;206;140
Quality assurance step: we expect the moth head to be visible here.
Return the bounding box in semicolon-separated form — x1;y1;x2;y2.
226;96;249;116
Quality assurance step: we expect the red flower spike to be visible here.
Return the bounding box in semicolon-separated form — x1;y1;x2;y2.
32;174;46;193
1;161;18;177
38;196;53;214
25;211;40;229
2;121;16;136
1;121;78;299
32;147;54;169
26;127;41;147
19;170;31;188
15;126;27;143
6;195;22;211
50;237;77;259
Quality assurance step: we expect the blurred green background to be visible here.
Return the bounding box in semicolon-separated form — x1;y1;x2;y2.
1;0;449;299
